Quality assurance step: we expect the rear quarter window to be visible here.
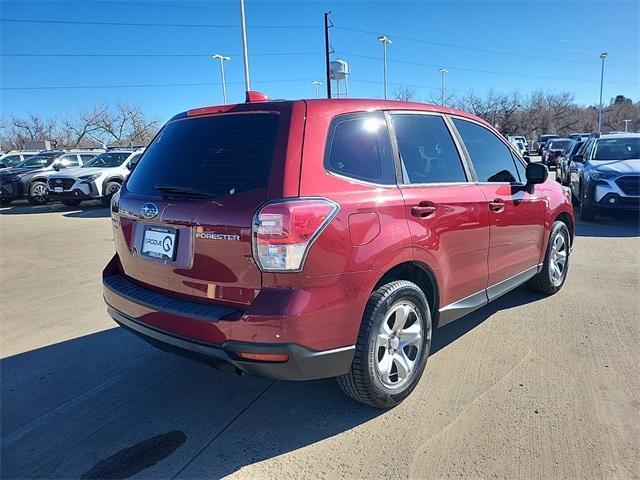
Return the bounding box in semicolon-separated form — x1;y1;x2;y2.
324;112;396;185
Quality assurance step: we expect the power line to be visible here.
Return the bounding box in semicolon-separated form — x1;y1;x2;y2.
0;18;320;28
0;51;323;58
1;78;313;91
333;25;629;66
334;12;639;60
336;51;639;86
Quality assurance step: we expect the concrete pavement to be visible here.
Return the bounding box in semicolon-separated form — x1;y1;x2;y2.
1;199;639;479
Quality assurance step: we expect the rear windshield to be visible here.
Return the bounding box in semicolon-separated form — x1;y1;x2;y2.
549;140;570;149
593;138;640;161
126;113;279;197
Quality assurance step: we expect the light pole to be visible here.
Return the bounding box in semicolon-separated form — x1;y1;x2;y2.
623;119;631;132
598;52;607;134
378;35;392;99
439;67;448;106
211;54;230;104
239;0;251;92
311;80;322;99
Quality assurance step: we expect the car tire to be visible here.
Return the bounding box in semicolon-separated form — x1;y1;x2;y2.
27;181;48;205
579;185;596;221
527;221;570;295
337;280;432;409
62;200;82;207
0;198;12;206
101;181;121;207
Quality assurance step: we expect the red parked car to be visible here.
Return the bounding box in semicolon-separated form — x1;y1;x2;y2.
103;94;574;408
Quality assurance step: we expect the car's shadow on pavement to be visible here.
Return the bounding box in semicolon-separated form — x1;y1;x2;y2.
575;212;640;238
0;286;544;479
432;285;545;354
0;201;110;218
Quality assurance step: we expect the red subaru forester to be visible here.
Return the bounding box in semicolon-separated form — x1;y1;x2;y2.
103;94;574;408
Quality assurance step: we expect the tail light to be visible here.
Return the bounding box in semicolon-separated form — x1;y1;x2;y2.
252;198;339;272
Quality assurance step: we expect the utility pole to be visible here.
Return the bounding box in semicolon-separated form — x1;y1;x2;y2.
311;80;322;99
439;67;448;106
324;12;332;98
378;35;392;99
598;52;607;134
239;0;251;92
623;119;631;132
211;54;230;104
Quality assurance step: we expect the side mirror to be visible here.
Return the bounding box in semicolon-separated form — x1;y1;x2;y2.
572;154;584;163
526;162;548;186
53;163;62;171
126;161;136;171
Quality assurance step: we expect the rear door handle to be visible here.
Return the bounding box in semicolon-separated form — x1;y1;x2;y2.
489;198;505;212
411;202;437;218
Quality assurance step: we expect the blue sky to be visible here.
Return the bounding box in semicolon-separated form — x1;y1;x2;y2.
1;0;638;123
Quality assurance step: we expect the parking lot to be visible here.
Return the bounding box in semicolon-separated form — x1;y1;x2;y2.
1;179;639;479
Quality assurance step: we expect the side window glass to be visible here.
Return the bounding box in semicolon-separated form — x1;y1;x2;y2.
128;154;141;168
452;118;519;183
585;140;595;160
511;152;526;182
65;155;80;167
391;114;467;184
81;155;96;163
325;112;395;185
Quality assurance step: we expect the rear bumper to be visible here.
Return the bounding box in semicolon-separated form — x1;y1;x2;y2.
109;306;355;380
102;256;370;380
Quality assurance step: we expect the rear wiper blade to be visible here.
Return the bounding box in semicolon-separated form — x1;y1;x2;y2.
155;185;217;198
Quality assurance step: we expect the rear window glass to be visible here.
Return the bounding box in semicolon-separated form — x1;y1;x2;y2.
324;112;395;185
126;113;279;197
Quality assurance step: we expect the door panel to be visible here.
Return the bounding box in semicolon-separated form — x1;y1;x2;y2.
477;184;546;289
390;113;489;314
450;117;546;292
400;184;490;308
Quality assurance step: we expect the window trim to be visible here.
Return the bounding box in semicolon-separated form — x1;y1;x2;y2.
448;114;527;185
385;110;473;187
323;111;397;187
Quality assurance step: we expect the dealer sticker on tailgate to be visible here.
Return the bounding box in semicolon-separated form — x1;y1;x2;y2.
141;225;177;261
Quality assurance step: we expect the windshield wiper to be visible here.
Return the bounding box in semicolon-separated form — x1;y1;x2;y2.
155;185;217;198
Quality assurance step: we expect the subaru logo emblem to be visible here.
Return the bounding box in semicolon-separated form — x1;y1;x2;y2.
141;203;158;219
55;179;62;184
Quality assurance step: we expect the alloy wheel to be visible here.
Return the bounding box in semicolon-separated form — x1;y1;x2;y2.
32;184;47;203
106;184;120;196
375;301;426;390
550;232;568;286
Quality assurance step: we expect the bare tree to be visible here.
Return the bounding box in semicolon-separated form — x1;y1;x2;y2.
60;106;108;148
90;103;160;146
4;114;57;148
393;86;418;102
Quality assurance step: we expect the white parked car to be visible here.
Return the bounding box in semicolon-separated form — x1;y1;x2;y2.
509;138;526;156
46;148;144;206
0;150;40;169
508;135;529;151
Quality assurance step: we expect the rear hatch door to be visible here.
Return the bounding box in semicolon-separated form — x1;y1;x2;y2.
114;103;300;307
